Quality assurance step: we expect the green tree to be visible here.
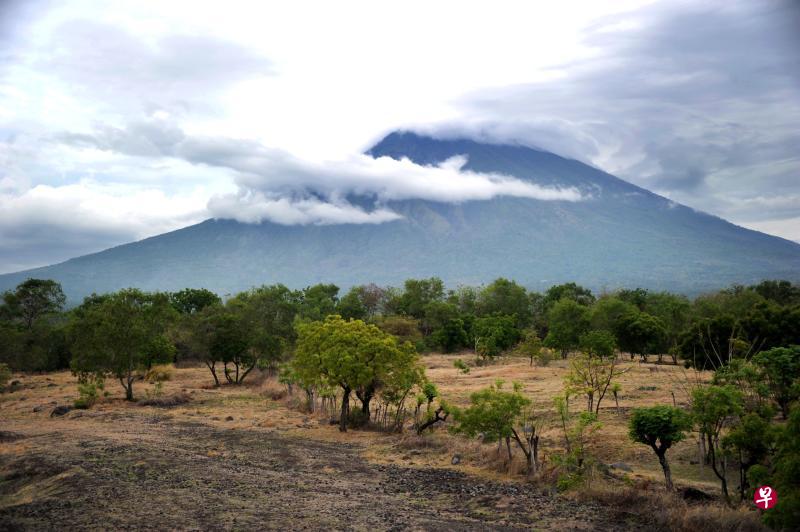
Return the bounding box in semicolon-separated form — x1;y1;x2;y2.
579;330;617;359
544;299;590;359
691;385;744;502
516;330;543;366
292;315;421;432
722;413;776;500
564;352;626;414
169;288;221;314
70;289;176;401
477;278;531;327
452;381;541;475
629;406;692;490
396;278;445;319
751;345;800;419
472;315;520;360
758;407;800;529
298;283;339;321
1;278;65;330
615;311;667;362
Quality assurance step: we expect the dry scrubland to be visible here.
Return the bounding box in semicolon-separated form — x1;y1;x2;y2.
0;354;766;531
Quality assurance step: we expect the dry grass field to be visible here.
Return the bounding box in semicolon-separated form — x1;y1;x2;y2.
0;354;765;530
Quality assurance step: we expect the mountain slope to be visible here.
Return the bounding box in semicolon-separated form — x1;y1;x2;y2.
2;131;799;302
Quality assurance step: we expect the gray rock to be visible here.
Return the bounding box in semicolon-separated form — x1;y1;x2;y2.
451;454;461;465
33;405;44;413
225;415;234;421
609;462;633;472
50;405;72;417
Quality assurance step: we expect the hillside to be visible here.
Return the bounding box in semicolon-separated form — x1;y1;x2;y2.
1;131;798;302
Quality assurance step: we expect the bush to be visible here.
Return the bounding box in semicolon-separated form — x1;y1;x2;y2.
74;381;101;409
453;358;470;374
145;364;174;383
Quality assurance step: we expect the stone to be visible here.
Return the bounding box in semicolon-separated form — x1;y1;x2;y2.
451;454;461;465
50;405;72;417
33;405;44;413
609;462;633;472
225;416;234;421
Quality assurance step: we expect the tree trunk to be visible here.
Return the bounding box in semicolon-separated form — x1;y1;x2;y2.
707;433;730;503
339;387;350;432
505;436;513;464
121;375;134;401
205;361;220;386
657;450;673;491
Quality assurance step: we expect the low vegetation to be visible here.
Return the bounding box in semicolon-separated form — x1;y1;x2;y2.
1;276;799;528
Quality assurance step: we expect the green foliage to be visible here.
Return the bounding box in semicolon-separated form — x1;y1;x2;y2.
553;394;601;488
579;330;617;359
760;407;800;529
70;289;176;401
544;283;595;307
544;299;590;358
144;364;173;383
751;279;800;307
453;358;470;374
477;278;531;327
430;318;469;353
691;384;744;501
292;315;422;432
629;406;691;489
472;315;520;359
169;288;221;314
515;330;543;366
372;315;423;347
74;380;102;409
452;380;528;443
298;283;339;321
1;278;65;330
615;311;667;360
564;352;626;414
395;278;445;319
752;345;800;419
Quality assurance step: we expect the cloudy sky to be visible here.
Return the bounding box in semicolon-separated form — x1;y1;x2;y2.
1;0;798;273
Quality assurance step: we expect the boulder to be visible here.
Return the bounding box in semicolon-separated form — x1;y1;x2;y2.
50;405;72;417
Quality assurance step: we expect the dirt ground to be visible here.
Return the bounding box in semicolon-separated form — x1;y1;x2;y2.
0;354;717;530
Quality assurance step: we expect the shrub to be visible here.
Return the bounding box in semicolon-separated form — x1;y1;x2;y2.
453;358;470;374
145;364;173;383
74;380;102;409
137;392;191;408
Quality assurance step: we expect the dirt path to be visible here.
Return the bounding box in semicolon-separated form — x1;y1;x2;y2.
0;410;636;531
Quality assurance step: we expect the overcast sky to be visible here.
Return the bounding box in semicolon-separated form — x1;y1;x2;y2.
1;0;798;273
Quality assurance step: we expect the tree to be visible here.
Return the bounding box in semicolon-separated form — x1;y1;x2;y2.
750;279;800;307
615;311;666;362
396;278;445;319
477;278;531;327
564;352;627;414
430;318;469;353
643;292;691;363
751;345;800;419
452;381;541;475
691;385;744;502
590;297;638;335
544;283;595;307
629;406;692;490
472;315;520;360
756;407;800;529
169;288;221;315
722;413;776;500
298;284;339;321
579;330;617;359
292;315;421;432
544;299;590;359
0;279;68;372
70;289;176;401
516;330;543;366
1;278;65;330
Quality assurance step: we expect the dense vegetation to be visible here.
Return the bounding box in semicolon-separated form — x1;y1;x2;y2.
1;277;799;527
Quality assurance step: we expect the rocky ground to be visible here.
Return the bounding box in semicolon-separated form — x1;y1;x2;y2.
0;406;640;531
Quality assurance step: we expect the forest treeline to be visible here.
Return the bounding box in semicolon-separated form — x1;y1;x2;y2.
1;277;799;527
